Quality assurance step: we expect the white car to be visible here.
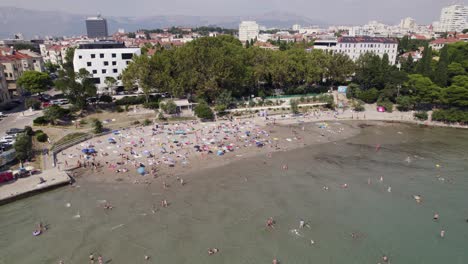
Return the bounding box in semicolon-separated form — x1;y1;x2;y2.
1;135;16;142
0;112;6;118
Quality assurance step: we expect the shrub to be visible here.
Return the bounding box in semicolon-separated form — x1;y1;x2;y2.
43;105;69;124
143;101;159;110
115;95;146;105
160;100;178;114
125;105;130;111
116;105;124;112
158;112;166;121
34;130;43;135
377;99;394;113
36;132;48;142
33;116;49;125
194;102;214;121
414;111;428;121
133;120;141;125
353;100;365;112
24;126;34;136
432;109;468;124
91;118;103;134
396;96;413;111
99;94;113;103
358;88;379;104
214;104;227;113
25;98;41;110
290;99;299;114
143;119;152;126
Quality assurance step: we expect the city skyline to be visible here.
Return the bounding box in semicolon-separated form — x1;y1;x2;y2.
0;0;464;25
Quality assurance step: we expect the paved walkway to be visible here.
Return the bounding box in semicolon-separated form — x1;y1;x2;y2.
0;168;70;203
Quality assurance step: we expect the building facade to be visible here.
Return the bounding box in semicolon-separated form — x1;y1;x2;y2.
86;15;109;39
438;5;468;32
73;42;140;93
239;21;259;43
336;37;398;65
0;64;11;103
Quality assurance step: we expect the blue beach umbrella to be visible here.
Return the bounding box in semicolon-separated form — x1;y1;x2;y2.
137;167;146;175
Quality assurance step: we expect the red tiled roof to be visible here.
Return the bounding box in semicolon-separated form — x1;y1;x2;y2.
430;38;460;45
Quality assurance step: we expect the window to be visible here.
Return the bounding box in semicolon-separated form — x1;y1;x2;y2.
104;61;109;66
87;62;92;67
78;55;82;59
100;54;104;58
92;70;97;74
122;53;133;60
91;54;95;58
113;69;118;73
102;69;107;74
90;77;101;84
112;61;117;66
112;53;116;58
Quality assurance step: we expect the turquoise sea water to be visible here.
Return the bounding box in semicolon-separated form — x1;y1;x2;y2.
1;123;467;264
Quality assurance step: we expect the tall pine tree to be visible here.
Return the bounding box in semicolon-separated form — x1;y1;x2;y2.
416;44;432;77
403;54;414;73
434;45;448;87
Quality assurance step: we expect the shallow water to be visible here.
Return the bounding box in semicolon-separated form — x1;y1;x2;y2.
1;123;468;264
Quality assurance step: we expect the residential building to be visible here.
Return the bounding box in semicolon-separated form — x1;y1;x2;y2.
0;47;45;95
239;21;259;43
438;5;468;32
0;64;11;104
336;36;398;65
429;38;461;51
18;49;44;72
73;41;141;94
313;38;338;52
86;15;109;39
292;24;301;31
400;17;416;30
40;44;67;65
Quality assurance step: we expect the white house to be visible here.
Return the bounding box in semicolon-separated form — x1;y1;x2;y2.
336;36;398;65
73;41;141;94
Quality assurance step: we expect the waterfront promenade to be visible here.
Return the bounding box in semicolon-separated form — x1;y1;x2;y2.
0;168;70;204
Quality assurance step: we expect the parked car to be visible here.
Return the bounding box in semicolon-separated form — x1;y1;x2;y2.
42;102;52;108
57;99;69;105
0;112;6;118
6;128;24;135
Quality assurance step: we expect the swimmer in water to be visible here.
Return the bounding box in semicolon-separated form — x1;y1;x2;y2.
282;164;288;170
341;183;348;188
440;230;445;238
382;255;389;262
272;258;279;264
379;176;384;182
266;217;275;228
299;220;305;228
433;213;439;221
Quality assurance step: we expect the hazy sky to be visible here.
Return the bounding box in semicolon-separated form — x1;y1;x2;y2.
0;0;463;24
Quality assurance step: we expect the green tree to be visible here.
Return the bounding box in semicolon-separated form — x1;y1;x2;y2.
92;118;103;133
434;46;449;87
402;54;415;73
122;55;155;102
104;76;118;94
194;101;214;120
290;99;299;114
44;61;59;74
17;71;52;94
396;95;414;111
14;133;33;164
358;88;379;103
43;105;69;125
447;62;466;78
327;53;355;85
245;40;250;48
404;74;441;106
415;45;433;77
160;100;178;114
55;68;97;111
25;98;41;110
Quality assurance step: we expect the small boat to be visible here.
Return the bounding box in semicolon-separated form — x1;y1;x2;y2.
33;230;42;236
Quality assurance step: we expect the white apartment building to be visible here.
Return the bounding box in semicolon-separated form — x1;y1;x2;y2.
292;24;301;31
239;21;260;43
18;50;44;72
438;5;468;32
40;44;68;65
336;37;398;65
73;41;141;94
400;17;416;30
313;38;337;52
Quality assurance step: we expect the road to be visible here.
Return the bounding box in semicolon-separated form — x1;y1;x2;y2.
0;110;42;136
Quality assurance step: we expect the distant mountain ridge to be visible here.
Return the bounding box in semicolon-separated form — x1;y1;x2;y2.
0;7;325;38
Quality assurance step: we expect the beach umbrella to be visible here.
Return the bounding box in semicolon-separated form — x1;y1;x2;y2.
112;130;120;135
137;167;146;175
88;148;96;153
108;138;116;144
81;148;89;154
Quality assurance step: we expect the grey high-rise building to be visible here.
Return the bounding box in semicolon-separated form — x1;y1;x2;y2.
86;15;108;38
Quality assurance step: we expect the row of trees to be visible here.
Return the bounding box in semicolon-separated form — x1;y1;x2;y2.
122;35;355;104
348;41;468;113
